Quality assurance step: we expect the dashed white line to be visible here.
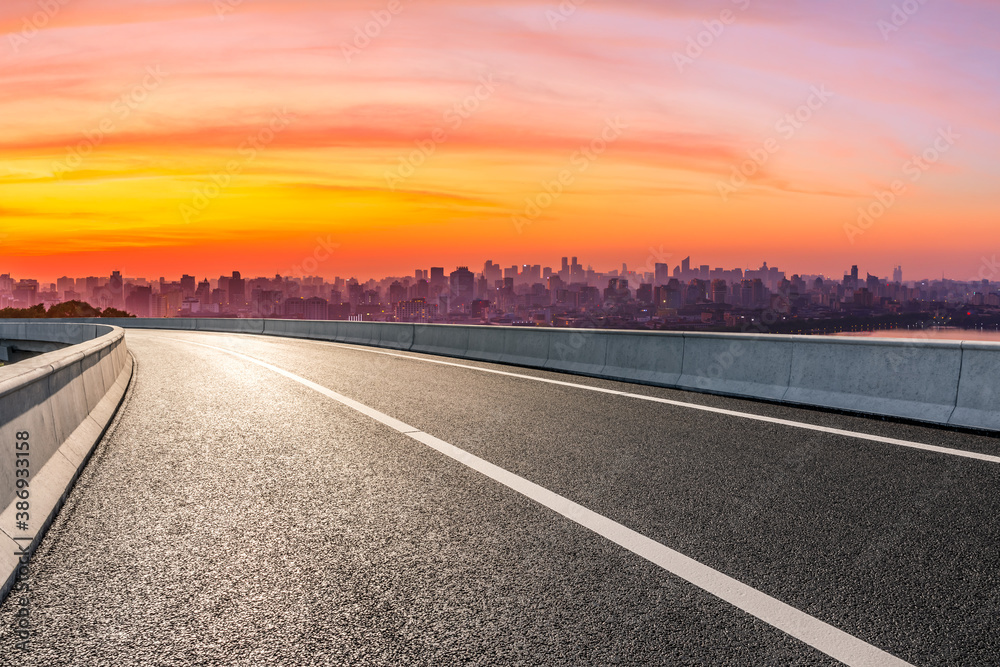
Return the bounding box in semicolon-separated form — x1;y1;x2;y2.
170;337;914;667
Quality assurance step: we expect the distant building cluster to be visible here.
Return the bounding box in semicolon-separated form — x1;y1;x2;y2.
2;257;998;329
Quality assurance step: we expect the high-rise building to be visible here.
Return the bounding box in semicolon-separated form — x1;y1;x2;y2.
347;283;363;308
752;278;766;306
388;281;407;304
284;297;306;319
12;280;38;307
654;263;669;285
304;297;328;321
125;285;153;317
195;280;211;304
395;298;435;322
409;279;429;300
483;261;502;285
57;276;75;298
893;266;903;283
430;267;445;287
109;271;124;309
229;271;246;308
449;267;475;310
712;279;728;304
252;289;283;317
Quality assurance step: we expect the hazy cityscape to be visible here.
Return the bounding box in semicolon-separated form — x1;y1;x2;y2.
4;256;999;334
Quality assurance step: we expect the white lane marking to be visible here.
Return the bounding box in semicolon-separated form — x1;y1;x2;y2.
300;340;1000;466
146;329;1000;464
170;337;912;667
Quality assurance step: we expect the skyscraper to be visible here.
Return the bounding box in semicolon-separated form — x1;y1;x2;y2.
195;279;211;304
654;263;669;285
109;271;124;308
449;267;475;310
430;267;445;287
712;279;728;304
125;285;153;317
229;271;245;308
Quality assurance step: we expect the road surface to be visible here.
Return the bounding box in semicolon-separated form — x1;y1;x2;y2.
2;329;999;666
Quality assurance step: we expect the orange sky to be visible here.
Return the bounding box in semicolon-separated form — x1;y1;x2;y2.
1;0;998;283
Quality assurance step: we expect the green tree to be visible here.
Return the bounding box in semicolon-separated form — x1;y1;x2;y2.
100;307;135;318
46;300;102;318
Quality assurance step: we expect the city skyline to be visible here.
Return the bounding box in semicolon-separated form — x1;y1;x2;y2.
5;253;997;333
4;252;993;288
2;1;998;283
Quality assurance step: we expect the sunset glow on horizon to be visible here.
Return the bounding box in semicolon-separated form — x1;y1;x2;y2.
2;0;998;283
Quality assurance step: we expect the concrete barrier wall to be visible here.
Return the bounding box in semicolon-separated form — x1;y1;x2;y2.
950;342;1000;431
785;336;963;424
412;324;470;357
264;319;336;341
1;323;132;601
678;333;793;401
465;326;508;364
37;318;1000;433
377;323;415;351
601;331;685;386
545;329;607;376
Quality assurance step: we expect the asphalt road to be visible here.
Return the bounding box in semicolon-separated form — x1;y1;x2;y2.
2;329;999;666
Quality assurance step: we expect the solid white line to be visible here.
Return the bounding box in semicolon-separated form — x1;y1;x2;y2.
291;341;1000;466
171;337;912;667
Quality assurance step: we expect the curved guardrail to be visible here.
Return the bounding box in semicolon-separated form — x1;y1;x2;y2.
35;318;1000;433
1;323;132;601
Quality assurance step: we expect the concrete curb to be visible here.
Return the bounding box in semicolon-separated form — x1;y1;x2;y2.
0;325;133;604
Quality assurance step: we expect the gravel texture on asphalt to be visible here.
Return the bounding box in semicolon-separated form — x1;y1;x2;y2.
3;330;998;666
